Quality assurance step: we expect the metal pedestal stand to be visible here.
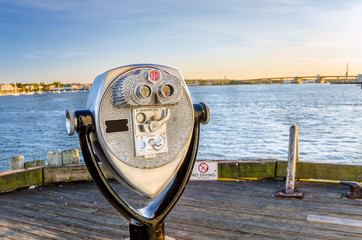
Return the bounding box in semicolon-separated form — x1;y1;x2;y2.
72;103;209;240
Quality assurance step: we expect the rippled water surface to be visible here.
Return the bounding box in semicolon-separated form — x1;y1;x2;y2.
0;84;361;171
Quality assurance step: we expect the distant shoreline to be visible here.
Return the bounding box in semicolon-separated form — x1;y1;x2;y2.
0;89;90;96
186;74;361;86
186;81;361;86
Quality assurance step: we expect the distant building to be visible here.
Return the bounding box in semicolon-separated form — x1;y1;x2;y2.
46;85;55;91
358;74;362;83
24;84;34;90
64;84;80;91
81;84;92;90
63;83;91;91
0;84;15;91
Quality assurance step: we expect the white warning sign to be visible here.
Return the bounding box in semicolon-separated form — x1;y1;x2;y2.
190;161;218;180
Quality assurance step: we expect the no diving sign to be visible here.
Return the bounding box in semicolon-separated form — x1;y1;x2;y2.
190;161;218;180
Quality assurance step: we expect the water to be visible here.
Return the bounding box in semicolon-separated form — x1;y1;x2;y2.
0;92;87;172
0;84;361;172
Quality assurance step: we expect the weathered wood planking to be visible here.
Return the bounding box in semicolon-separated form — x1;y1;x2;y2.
276;161;362;181
307;214;362;228
0;166;43;192
0;180;361;239
1;161;362;193
43;164;114;184
218;159;277;178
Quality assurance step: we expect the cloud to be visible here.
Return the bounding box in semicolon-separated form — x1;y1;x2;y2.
61;52;89;58
282;57;362;64
21;53;40;59
21;51;89;59
1;0;163;20
21;51;54;59
2;0;80;12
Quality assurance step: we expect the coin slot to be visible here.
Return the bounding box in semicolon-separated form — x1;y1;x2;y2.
105;119;129;133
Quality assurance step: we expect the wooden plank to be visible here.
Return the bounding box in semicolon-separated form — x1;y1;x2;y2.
0;184;127;239
1;160;361;194
239;225;332;240
166;218;245;239
299;226;362;240
43;164;92;184
0;179;361;239
0;167;43;193
0;207;113;240
0;217;74;239
307;214;362;228
0;203;128;239
261;199;362;220
218;159;277;178
24;160;45;168
179;182;362;235
174;197;357;239
180;182;362;221
8;191;127;226
0;224;40;240
43;164;113;184
276;161;362;181
0;187;125;226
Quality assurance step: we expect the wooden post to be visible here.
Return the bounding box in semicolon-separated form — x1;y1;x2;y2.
10;156;24;170
296;131;300;162
24;160;45;168
47;150;61;166
275;126;303;198
286;126;298;194
61;149;80;165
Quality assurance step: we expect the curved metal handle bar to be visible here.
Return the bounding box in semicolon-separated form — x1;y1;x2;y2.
76;107;201;227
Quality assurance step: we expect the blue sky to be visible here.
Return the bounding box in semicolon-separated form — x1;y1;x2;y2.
0;0;361;83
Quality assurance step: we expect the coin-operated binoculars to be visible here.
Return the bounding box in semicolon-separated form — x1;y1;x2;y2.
66;64;210;240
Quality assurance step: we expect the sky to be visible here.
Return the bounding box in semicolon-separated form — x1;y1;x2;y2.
0;0;362;84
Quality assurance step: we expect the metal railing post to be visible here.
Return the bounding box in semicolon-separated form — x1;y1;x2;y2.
286;126;298;194
275;126;304;198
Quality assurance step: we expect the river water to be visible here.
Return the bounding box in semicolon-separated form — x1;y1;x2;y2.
0;84;361;172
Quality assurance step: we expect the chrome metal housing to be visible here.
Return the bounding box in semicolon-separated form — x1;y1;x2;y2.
86;64;194;198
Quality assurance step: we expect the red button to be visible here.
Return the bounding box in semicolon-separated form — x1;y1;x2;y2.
149;70;160;82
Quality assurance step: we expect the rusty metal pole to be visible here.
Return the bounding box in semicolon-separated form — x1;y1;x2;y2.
275;126;303;198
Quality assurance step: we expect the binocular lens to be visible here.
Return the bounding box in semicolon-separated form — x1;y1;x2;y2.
135;84;152;100
140;85;151;98
158;84;174;99
161;84;173;97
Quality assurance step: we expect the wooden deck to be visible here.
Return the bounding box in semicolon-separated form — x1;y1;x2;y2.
0;180;361;239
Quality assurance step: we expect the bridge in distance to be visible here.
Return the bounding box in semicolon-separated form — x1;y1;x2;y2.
186;74;362;86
